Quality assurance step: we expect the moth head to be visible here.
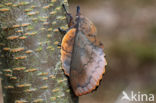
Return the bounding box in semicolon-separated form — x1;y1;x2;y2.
75;6;97;36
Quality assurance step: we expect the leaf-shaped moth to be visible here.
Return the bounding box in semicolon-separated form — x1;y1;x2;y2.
59;5;107;96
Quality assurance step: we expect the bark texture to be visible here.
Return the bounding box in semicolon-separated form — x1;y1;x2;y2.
0;0;78;103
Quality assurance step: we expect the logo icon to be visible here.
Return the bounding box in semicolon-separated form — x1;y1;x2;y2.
121;91;131;101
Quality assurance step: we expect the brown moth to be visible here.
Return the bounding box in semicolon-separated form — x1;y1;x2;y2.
59;5;107;96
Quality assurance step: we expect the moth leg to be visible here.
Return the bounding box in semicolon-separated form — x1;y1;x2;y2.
56;28;62;47
57;43;61;48
58;27;67;36
58;27;67;47
62;4;74;27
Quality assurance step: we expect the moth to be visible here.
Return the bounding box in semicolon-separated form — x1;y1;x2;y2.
59;5;107;96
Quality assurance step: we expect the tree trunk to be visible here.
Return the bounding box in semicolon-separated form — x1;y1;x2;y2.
0;0;78;103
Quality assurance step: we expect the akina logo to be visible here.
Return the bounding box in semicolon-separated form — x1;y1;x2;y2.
121;91;155;102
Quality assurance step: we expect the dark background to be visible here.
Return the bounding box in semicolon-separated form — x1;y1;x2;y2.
69;0;156;103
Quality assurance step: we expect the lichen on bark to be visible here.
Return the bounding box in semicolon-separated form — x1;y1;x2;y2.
0;0;78;103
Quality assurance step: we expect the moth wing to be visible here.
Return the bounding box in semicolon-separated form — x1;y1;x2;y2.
70;30;107;96
61;29;76;76
79;16;104;48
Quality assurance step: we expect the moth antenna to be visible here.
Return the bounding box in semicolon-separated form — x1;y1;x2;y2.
76;6;80;16
75;6;81;30
62;4;69;15
62;4;74;27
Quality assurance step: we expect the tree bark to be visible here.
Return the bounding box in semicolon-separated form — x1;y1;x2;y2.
0;0;78;103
